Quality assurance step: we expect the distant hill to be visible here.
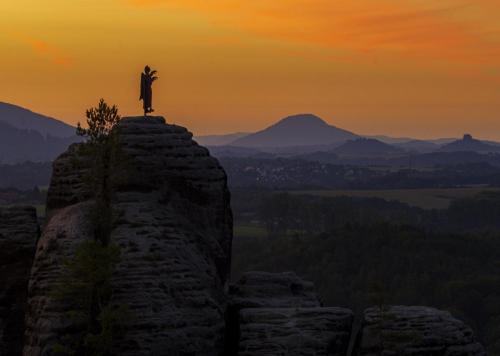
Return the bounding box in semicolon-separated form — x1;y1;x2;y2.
0;102;75;138
229;114;358;148
366;135;417;144
428;138;457;145
206;145;272;159
0;121;79;164
395;140;439;153
334;138;404;157
0;161;52;189
440;134;500;153
296;151;339;164
386;151;500;169
195;132;249;146
0;102;80;163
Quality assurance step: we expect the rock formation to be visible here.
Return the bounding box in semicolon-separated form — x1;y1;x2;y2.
23;117;232;356
0;116;485;355
229;271;322;309
354;306;487;356
0;206;38;356
228;272;353;356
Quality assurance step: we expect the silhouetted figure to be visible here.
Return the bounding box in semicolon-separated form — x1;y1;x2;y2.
140;65;158;116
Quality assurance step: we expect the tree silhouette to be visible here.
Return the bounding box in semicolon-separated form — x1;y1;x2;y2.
77;99;120;144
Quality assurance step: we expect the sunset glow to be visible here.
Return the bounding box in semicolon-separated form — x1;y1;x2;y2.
1;0;499;138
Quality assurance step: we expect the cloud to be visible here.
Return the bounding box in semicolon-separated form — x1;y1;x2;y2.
12;33;73;68
124;0;500;66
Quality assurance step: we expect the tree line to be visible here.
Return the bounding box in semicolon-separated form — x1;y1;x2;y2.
231;190;500;354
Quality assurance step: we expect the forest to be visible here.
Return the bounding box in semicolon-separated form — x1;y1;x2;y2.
231;190;500;354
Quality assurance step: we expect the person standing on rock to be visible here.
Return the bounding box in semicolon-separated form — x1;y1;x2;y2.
140;65;158;116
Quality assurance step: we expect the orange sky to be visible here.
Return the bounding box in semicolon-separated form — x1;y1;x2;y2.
1;0;499;138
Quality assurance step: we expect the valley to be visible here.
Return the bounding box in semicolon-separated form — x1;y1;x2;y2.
1;104;499;353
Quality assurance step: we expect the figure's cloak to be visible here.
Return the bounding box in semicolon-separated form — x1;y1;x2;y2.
140;73;146;100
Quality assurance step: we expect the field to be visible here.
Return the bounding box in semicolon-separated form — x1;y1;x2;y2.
290;187;500;209
234;224;267;238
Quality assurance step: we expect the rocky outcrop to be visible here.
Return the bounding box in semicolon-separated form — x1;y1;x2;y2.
229;271;321;309
227;272;353;356
238;307;353;356
45;144;91;213
0;206;38;356
23;117;232;356
354;306;487;356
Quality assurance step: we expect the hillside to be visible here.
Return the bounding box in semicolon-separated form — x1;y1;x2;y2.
440;134;500;153
334;138;404;157
0;121;79;164
230;114;358;148
0;102;75;138
0;103;80;163
0;161;51;189
195;132;249;146
395;139;439;153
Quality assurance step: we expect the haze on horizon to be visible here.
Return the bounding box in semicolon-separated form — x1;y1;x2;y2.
1;0;500;139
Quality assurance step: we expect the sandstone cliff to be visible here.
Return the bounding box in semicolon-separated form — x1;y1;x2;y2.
24;117;232;356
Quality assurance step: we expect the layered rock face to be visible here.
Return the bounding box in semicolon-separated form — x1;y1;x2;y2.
237;308;353;356
354;306;487;355
23;203;95;355
0;206;38;356
228;272;353;356
23;117;232;356
229;271;322;309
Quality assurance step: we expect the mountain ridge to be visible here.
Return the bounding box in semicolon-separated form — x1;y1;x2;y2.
0;102;75;138
0;121;79;164
195;132;250;146
4;102;500;162
440;134;500;153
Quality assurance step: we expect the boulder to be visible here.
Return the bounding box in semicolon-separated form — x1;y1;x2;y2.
354;305;487;356
238;307;353;356
229;271;321;309
0;206;38;356
228;272;353;356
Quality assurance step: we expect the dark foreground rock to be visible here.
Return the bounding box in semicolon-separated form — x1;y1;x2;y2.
228;272;353;356
229;271;322;309
238;307;353;356
354;306;487;356
23;117;232;356
0;206;38;356
23;203;94;356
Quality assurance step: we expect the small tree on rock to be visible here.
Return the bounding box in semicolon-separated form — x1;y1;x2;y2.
76;99;122;244
77;99;120;144
54;99;129;356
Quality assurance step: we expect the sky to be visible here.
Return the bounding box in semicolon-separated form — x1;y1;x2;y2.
1;0;499;138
